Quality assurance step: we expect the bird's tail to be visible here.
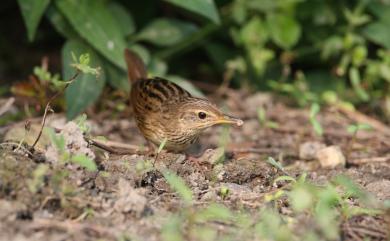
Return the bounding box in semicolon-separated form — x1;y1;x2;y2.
124;48;147;83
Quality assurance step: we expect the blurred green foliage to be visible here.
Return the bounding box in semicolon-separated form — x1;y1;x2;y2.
159;168;385;241
16;0;390;119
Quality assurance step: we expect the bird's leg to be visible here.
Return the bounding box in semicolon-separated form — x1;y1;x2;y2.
185;153;210;170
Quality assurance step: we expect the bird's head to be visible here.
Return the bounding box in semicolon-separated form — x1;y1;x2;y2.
177;98;243;133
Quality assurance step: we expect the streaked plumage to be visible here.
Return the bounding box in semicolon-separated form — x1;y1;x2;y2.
124;49;243;152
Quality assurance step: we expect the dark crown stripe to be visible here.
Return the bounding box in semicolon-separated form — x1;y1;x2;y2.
165;82;179;95
146;90;164;102
152;81;170;99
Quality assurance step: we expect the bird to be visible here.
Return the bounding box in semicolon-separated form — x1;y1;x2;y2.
124;48;243;152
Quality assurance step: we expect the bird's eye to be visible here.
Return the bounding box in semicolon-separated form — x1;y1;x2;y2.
198;112;207;119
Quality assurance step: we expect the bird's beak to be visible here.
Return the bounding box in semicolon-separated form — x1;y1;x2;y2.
216;114;244;126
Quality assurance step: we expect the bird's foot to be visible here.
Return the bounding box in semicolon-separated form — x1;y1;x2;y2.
185;154;212;171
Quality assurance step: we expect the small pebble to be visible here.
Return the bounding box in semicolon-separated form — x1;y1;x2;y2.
299;141;326;160
316;145;346;168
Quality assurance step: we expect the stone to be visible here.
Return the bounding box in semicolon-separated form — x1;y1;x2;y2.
316;145;346;168
299;141;326;160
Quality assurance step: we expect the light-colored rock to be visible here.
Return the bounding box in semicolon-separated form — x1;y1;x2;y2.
316;145;346;168
299;141;326;160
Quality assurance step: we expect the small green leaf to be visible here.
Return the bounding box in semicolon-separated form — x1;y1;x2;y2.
309;103;323;136
267;14;301;50
46;127;65;152
310;103;320;118
163;170;193;205
356;123;372;130
266;121;279;129
347;123;371;134
297;173;308;184
347;125;358;133
74;114;90;133
219;186;230;199
71;154;97;171
333;175;366;199
17;0;50;41
71;53;101;76
349;67;369;101
136;18;198;47
310;119;324;136
62;40;106;120
257;107;266;124
157;138;168;153
266;157;284;172
56;0;127;69
163;0;220;24
273;175;296;185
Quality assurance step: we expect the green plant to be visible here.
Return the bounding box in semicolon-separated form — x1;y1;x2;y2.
257;107;279;129
17;0;221;119
345;123;372;160
309;103;324;136
16;0;390;120
46;127;97;172
159;169;385;241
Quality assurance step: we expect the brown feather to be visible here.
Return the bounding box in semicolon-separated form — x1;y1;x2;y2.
124;48;147;83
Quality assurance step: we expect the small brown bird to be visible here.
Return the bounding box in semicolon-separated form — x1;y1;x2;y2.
124;49;243;152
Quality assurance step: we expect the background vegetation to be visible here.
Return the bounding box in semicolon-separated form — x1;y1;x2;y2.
0;1;389;240
1;0;390;120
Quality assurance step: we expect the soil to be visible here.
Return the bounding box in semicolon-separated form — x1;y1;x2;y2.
0;91;389;241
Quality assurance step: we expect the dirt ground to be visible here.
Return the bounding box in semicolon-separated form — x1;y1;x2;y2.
0;91;389;241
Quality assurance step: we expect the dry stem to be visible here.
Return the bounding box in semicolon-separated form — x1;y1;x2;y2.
30;70;81;151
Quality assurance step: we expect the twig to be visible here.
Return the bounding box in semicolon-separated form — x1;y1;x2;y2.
86;137;146;155
30;70;81;150
52;126;147;155
348;155;390;165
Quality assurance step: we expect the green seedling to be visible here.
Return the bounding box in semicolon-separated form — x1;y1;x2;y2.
75;113;91;133
257;107;279;129
345;123;372;161
219;186;230;199
309;103;323;136
71;154;97;171
266;157;290;176
71;52;101;76
163;170;193;206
